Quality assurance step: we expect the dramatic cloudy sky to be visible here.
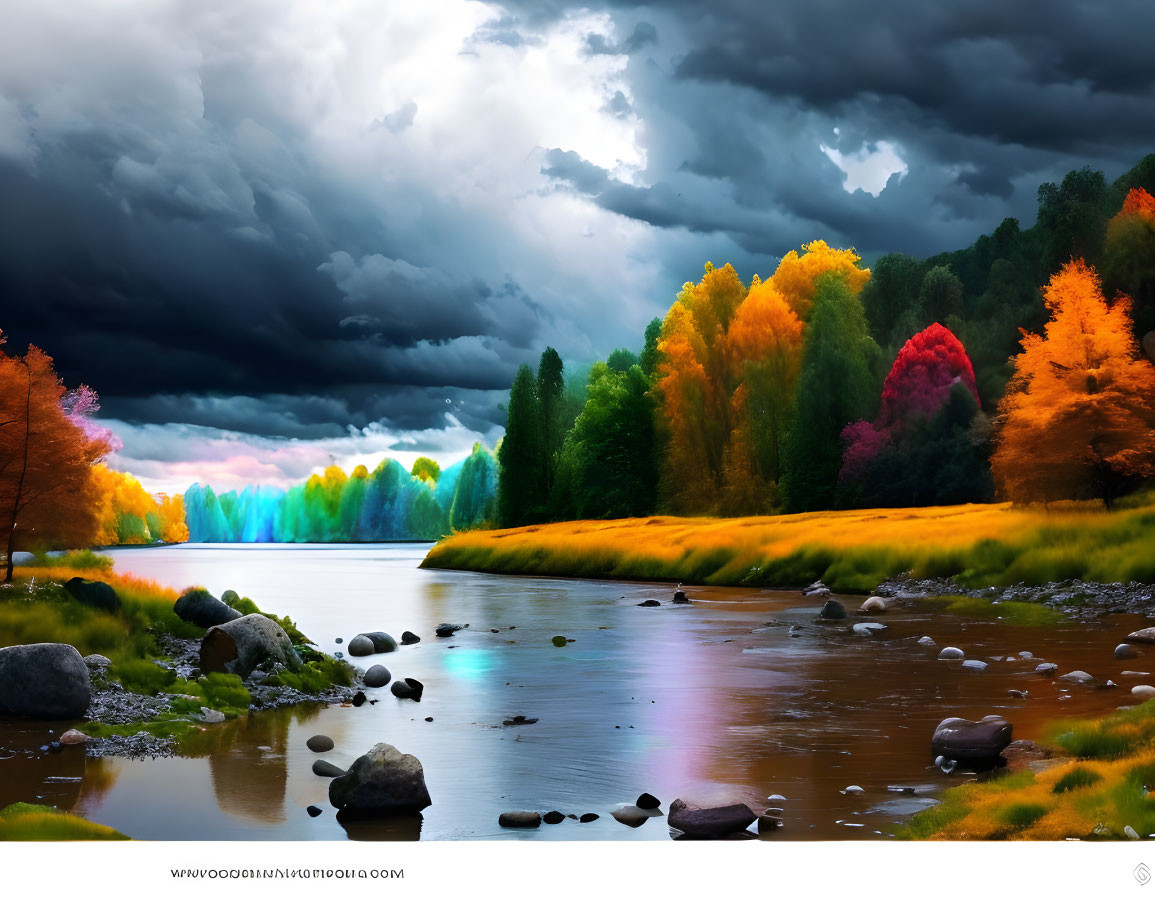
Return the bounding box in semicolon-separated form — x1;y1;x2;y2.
2;0;1153;493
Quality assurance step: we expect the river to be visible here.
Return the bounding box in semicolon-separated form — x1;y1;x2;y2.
0;542;1149;841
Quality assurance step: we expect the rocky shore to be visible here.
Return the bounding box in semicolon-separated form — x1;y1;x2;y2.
878;576;1155;618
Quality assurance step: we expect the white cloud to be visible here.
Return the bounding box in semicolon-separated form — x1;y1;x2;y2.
820;139;909;197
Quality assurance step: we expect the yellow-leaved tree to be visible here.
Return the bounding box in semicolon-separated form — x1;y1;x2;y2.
771;239;870;321
992;259;1155;506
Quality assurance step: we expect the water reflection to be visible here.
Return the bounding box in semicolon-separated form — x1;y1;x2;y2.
209;709;294;824
338;813;422;841
0;720;120;814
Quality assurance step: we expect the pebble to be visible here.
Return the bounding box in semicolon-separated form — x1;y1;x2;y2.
307;735;335;753
312;759;345;778
1126;825;1141;840
363;664;392;688
59;729;89;745
636;793;661;810
1060;670;1094;684
938;647;965;661
542;811;566;824
852;623;888;636
1035;662;1058;674
1019;651;1033;658
307;806;322;818
961;660;987;671
401;631;420;645
1132;685;1155;699
552;636;567;647
767;793;787;802
917;636;936;646
579;813;599;823
351;691;367;707
1115;644;1138;660
200;708;226;724
1008;689;1028;699
1122;671;1151;677
841;785;864;795
499;811;541;828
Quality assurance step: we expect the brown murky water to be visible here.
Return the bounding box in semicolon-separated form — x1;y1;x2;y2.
0;543;1150;841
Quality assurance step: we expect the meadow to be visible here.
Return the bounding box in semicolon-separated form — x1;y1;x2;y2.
421;496;1155;592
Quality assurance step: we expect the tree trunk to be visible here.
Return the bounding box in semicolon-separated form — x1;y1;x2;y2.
3;362;31;585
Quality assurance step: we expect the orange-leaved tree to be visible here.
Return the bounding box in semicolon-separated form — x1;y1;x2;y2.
771;239;870;321
0;337;115;579
92;464;189;544
1103;186;1155;337
992;259;1155;507
723;275;805;502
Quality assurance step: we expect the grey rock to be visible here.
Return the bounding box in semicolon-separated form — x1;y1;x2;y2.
542;811;566;824
0;643;91;719
1060;670;1094;684
817;600;847;620
11;551;35;566
917;636;936;646
938;647;965;661
931;716;1012;762
636;600;661;608
363;665;392;688
852;622;887;636
672;590;691;604
1035;662;1059;674
329;743;431;816
174;589;242;629
200;707;226;723
1131;685;1155;699
363;632;397;654
390;678;424;701
401;631;420;645
1126;627;1155;644
499;811;541;828
200;613;302;680
858;596;888;614
306;805;322;818
83;653;112;671
63;577;120;612
667;799;757;839
435;624;462;638
636;792;661;810
312;759;346;778
1115;644;1138;660
961;660;988;671
347;635;375;657
307;735;335;753
579;813;599;823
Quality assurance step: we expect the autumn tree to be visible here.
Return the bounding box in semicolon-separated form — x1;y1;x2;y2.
992;259;1155;507
1103;187;1155;336
410;456;441;483
839;323;992;507
0;339;113;579
771;240;870;321
723;276;805;499
780;273;881;512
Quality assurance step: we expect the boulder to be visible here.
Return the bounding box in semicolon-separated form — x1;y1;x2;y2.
1116;643;1138;660
435;624;462;638
83;653;112;673
328;743;431;816
1132;685;1155;700
200;707;226;724
499;811;541;828
672;590;691;604
1126;627;1155;644
999;739;1054;773
347;635;375;657
10;551;35;566
364;665;392;688
312;759;346;778
636;792;661;810
401;631;420;645
174;589;243;629
307;735;335;753
200;614;302;680
938;647;965;661
363;632;397;654
852;622;887;636
63;577;120;612
59;729;89;745
858;596;887;614
817;600;847;620
0;643;91;718
667;799;757;839
931;716;1012;763
390;678;424;701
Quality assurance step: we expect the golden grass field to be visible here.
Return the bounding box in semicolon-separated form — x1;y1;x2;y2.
421;499;1155;592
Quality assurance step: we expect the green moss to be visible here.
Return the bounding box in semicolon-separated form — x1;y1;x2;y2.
198;672;252;709
935;596;1066;627
39;550;115;571
111;658;177;694
0;803;129;841
266;657;352;693
997;802;1048;831
895;801;970;840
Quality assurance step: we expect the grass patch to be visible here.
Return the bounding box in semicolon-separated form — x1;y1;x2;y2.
933;596;1066;627
421;500;1155;591
0;803;128;841
1052;767;1103;793
997;802;1048;831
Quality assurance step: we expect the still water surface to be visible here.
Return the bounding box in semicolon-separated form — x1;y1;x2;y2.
0;543;1149;840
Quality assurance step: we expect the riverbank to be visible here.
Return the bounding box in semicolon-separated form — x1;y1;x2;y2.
0;554;356;759
420;500;1155;593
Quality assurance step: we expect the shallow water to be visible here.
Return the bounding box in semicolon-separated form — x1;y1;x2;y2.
0;542;1150;841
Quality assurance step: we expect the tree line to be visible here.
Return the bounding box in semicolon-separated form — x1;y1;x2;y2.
496;161;1155;525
